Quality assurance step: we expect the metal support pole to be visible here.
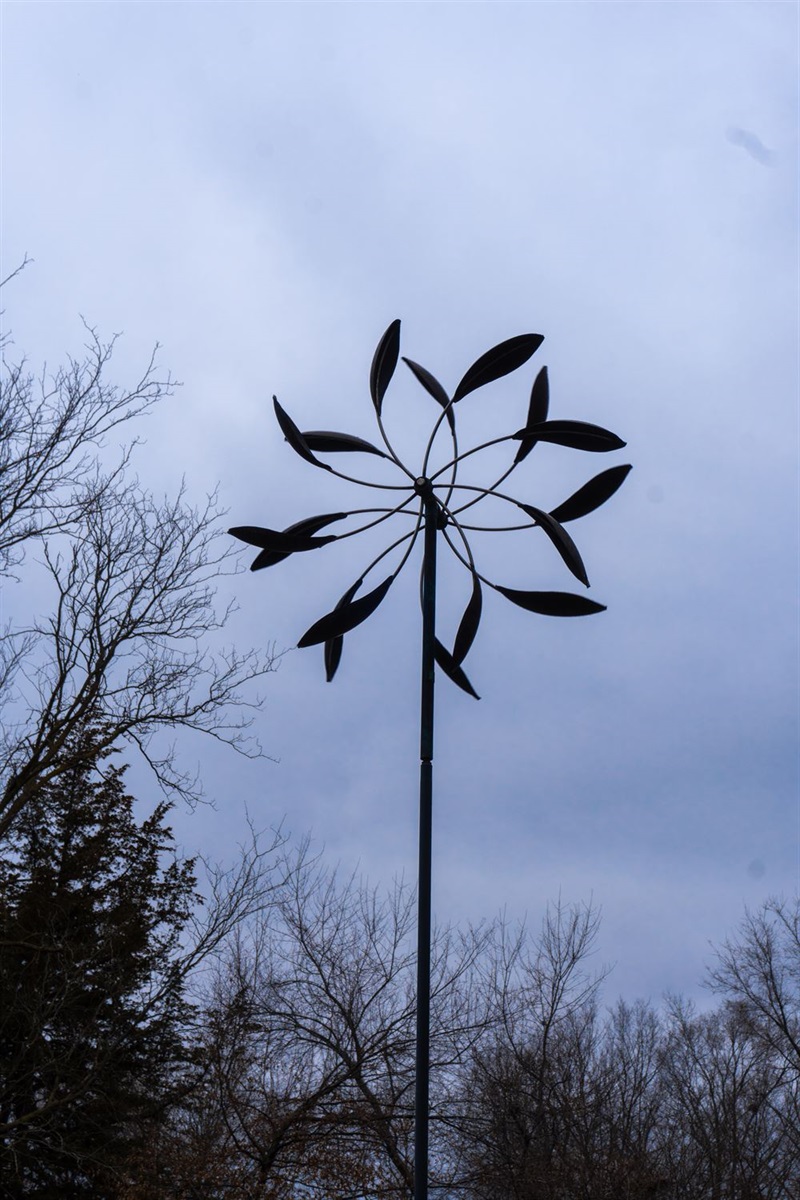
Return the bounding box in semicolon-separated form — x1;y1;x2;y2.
415;487;437;1200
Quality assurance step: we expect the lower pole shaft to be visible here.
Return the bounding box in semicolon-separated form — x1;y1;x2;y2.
414;759;432;1200
414;492;437;1200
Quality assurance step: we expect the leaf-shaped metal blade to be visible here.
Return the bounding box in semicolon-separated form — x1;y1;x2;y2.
452;572;482;664
402;357;455;433
324;579;363;682
452;334;544;403
302;430;388;458
549;464;632;524
518;503;589;587
229;524;338;553
273;397;330;470
370;319;401;414
246;513;348;571
434;639;480;699
514;366;549;464
513;420;626;453
298;574;395;648
495;586;606;616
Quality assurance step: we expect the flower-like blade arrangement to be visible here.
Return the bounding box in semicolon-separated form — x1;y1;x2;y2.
230;322;630;697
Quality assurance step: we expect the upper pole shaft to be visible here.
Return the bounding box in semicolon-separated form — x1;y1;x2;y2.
420;492;437;764
415;489;437;1200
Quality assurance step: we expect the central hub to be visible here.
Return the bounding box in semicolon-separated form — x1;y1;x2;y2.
413;476;432;497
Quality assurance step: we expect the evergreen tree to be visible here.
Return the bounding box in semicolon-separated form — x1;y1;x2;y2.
0;722;196;1197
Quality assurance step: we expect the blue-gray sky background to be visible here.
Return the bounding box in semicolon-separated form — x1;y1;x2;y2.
2;1;797;1004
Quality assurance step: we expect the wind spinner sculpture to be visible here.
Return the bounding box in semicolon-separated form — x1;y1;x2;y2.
230;321;630;1200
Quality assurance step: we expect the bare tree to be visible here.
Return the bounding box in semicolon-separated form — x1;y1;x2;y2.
112;878;800;1200
589;998;667;1195
658;997;796;1200
452;957;797;1199
707;898;800;1074
148;846;491;1199
0;293;276;837
448;900;612;1199
0;287;164;576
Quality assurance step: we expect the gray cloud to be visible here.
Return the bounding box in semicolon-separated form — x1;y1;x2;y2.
1;1;796;1007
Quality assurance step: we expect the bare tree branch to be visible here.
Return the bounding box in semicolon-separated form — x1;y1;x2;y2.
0;321;169;575
708;897;800;1073
0;298;278;836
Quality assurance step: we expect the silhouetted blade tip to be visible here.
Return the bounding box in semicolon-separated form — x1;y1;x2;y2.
272;396;330;468
513;420;626;453
453;333;545;403
402;357;456;431
370;320;401;413
518;504;590;587
322;579;364;681
324;638;343;682
228;524;337;554
298;574;394;648
496;586;606;617
550;464;632;523
302;430;388;458
452;573;483;665
434;639;480;699
514;366;550;463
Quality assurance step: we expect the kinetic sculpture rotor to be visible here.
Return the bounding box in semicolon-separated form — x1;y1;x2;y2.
231;320;630;1199
231;321;629;687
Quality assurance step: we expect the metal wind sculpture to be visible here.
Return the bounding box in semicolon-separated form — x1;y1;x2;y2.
230;321;630;1200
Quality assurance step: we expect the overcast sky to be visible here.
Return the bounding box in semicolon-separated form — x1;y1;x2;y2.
2;0;797;1005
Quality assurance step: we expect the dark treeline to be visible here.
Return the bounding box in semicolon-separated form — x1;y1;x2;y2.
2;292;798;1197
1;753;799;1198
